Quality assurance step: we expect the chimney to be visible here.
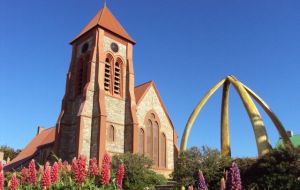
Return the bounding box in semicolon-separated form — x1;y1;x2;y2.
287;130;293;137
37;126;45;135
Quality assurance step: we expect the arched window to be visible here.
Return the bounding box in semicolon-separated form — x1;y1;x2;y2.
139;128;144;154
153;122;159;166
104;55;113;92
160;133;167;168
77;54;88;95
108;125;115;142
114;59;123;96
78;66;84;94
146;120;152;158
145;111;160;167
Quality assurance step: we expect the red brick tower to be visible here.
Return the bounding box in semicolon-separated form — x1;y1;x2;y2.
54;5;139;163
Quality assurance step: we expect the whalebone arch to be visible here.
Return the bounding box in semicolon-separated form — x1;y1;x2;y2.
180;75;294;156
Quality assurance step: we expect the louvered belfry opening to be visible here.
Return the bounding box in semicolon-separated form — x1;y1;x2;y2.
114;61;121;95
104;56;113;92
78;67;84;94
76;54;89;96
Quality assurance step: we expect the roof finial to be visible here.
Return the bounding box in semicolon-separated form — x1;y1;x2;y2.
103;0;107;7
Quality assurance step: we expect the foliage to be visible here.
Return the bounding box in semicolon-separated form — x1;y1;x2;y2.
0;145;21;161
172;146;231;189
236;146;300;190
111;152;167;190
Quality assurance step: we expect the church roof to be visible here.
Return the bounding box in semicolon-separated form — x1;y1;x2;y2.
5;127;55;170
71;5;135;44
134;81;154;104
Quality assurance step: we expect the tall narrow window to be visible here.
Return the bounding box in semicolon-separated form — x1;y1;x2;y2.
108;125;115;142
153;122;159;167
78;67;83;94
160;133;167;168
114;60;122;95
77;55;88;95
144;111;161;168
104;57;112;92
139;128;144;154
146;120;152;158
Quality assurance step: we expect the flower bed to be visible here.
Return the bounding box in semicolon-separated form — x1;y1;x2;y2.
0;153;124;190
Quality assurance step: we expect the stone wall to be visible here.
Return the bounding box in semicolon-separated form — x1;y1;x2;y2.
105;123;125;154
58;35;99;161
136;86;174;171
103;36;131;154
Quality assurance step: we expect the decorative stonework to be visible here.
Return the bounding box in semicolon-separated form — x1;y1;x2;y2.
76;37;94;58
103;36;127;59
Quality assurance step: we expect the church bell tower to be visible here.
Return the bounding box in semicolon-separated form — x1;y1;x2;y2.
54;5;139;162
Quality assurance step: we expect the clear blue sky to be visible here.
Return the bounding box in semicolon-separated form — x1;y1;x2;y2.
0;0;299;157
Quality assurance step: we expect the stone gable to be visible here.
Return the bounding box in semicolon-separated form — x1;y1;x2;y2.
136;86;174;170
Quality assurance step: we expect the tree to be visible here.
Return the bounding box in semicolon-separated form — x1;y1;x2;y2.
0;145;21;160
172;146;231;189
237;146;300;189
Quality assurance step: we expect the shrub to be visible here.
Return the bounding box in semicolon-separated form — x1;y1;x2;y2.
237;146;300;189
111;152;167;190
172;146;231;189
0;145;21;161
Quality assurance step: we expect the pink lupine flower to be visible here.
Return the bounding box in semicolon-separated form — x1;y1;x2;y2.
41;162;52;189
51;162;59;184
116;164;125;189
0;161;3;172
9;173;19;190
0;162;3;190
89;158;99;177
63;160;71;172
0;170;4;190
72;155;87;184
100;153;111;185
58;159;63;171
20;167;29;184
28;159;37;184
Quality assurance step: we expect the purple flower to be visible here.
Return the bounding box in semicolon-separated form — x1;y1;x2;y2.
196;170;207;190
225;162;242;190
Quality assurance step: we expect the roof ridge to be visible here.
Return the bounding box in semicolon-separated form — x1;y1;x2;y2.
135;80;153;88
97;6;104;26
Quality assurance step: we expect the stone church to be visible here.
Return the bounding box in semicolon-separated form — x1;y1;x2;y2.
6;5;178;176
